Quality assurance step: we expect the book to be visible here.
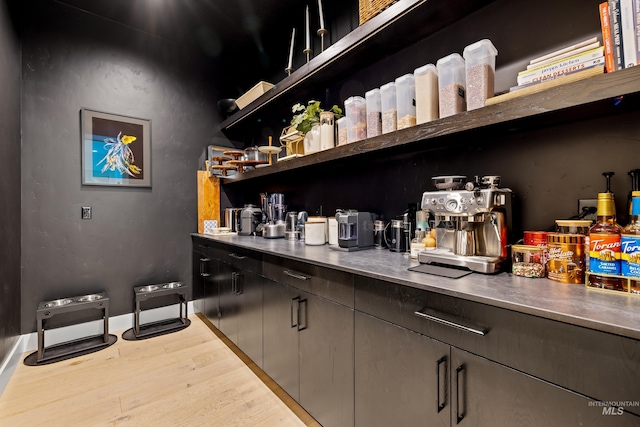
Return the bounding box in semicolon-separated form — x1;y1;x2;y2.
634;0;640;64
520;46;604;75
517;58;605;86
528;37;598;66
609;0;625;70
600;2;616;72
525;41;600;70
620;0;637;67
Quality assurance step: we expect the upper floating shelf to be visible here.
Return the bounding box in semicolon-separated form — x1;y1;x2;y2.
219;0;495;131
221;66;640;184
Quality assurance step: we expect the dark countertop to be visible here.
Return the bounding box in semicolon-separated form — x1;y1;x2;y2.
193;233;640;340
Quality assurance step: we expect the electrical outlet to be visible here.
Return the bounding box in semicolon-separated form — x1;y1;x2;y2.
578;199;597;221
81;206;92;220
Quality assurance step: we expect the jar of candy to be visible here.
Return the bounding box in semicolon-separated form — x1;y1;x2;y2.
511;245;546;278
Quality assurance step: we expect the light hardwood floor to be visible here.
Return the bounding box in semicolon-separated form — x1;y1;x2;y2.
0;314;320;427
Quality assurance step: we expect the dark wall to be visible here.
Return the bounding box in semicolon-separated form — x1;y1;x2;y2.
222;0;640;235
19;0;224;333
0;0;22;363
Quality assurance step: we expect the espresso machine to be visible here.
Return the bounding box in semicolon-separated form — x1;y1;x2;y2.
334;210;374;251
262;193;286;239
418;175;512;273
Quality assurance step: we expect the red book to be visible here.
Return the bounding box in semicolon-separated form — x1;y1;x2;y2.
600;2;616;73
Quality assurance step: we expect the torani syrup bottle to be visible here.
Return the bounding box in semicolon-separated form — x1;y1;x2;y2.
587;192;623;290
621;191;640;293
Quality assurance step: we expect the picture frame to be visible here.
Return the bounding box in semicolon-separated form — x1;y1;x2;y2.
81;108;151;187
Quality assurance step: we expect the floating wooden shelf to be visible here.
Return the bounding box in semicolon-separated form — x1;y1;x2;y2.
221;67;640;185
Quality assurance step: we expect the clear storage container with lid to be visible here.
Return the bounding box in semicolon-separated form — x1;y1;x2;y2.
463;39;498;110
395;74;416;130
414;64;439;124
380;82;397;134
337;117;348;146
365;88;382;138
344;96;366;143
436;53;466;118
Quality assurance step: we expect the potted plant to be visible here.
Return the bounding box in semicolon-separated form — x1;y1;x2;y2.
291;100;343;134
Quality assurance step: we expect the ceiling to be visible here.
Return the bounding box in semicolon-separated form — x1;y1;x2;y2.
54;0;305;90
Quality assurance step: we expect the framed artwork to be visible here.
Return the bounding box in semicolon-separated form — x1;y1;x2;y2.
81;108;151;187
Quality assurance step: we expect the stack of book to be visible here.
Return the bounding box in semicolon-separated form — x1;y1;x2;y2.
513;37;605;90
600;0;640;72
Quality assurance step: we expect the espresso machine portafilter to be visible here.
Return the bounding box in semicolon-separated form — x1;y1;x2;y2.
418;175;512;273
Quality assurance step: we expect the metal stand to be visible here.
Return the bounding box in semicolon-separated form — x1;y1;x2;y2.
24;292;117;366
303;47;312;63
122;282;190;341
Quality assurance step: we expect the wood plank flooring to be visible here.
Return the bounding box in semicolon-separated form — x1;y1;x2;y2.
0;314;320;427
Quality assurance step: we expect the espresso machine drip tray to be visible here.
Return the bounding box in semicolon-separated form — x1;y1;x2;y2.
408;263;472;279
417;249;503;274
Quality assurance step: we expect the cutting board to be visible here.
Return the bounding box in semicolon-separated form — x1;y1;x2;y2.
197;170;220;233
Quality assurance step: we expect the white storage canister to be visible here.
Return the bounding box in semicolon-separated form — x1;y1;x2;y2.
365;88;382;138
436;53;466;118
395;73;416;130
380;82;397;134
414;64;439;124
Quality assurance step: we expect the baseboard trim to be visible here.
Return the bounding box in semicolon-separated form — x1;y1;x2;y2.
0;302;197;394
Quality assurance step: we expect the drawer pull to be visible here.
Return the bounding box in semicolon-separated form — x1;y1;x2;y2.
229;253;247;260
414;308;488;336
283;270;310;281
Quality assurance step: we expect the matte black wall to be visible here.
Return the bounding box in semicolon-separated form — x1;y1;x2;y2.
19;0;224;333
0;0;22;364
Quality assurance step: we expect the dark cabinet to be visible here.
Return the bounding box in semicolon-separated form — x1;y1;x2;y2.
450;348;640;426
216;257;264;368
192;242;219;328
355;312;449;427
262;257;355;427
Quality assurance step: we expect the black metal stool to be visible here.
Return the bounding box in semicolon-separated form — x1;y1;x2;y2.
122;282;191;340
23;292;117;366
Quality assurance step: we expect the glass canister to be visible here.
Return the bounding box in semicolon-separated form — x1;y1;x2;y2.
380;82;397;134
395;73;416;130
319;111;335;151
344;96;366;143
414;64;439;124
546;233;586;284
436;53;466;118
511;245;546;278
365;88;382;138
337;117;348;146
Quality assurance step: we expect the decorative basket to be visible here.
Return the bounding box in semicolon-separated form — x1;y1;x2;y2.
279;126;305;156
359;0;397;25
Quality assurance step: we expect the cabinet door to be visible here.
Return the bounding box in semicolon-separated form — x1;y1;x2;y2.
202;257;219;328
299;291;354;427
191;250;206;314
354;312;450;427
451;348;640;426
263;278;300;402
236;269;263;368
217;260;238;344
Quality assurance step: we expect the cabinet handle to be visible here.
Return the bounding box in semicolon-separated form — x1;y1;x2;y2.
231;272;236;295
436;356;447;413
229;253;247;260
298;299;308;331
233;272;243;295
456;365;465;424
283;270;310;281
291;297;300;328
199;258;210;277
414;308;488;336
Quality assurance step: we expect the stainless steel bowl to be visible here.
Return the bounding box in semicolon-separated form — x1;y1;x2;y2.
162;282;183;289
138;285;160;292
43;298;74;308
76;294;103;302
432;175;467;190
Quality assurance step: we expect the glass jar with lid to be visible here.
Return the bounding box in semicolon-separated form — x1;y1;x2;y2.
511;244;546;278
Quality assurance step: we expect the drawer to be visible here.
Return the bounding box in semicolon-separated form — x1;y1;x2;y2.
355;275;640;416
263;254;354;308
211;243;262;275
